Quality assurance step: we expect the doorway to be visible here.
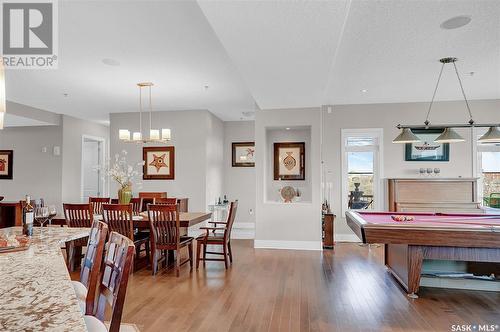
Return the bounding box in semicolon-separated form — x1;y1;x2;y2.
81;135;106;202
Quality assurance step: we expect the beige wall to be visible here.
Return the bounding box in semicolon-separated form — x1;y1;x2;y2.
205;112;224;208
61;115;110;204
255;108;322;249
223;121;255;226
0;125;63;207
109;110;223;212
0;114;109;212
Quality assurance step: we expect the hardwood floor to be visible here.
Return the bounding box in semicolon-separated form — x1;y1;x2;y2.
113;241;499;331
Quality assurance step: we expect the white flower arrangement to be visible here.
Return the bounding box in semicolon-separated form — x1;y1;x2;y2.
96;150;144;189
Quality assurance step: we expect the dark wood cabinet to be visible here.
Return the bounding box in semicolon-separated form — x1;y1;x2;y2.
322;213;335;249
0;202;22;228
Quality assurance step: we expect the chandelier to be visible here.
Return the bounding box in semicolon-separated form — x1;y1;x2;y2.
393;57;500;144
119;82;171;143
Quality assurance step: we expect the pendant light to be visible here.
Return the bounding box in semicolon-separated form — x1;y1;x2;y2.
478;126;500;143
392;128;421;143
434;128;465;143
119;83;171;144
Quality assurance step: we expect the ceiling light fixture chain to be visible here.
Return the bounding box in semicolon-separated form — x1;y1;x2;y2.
451;60;474;125
149;83;153;136
424;61;445;127
138;83;143;139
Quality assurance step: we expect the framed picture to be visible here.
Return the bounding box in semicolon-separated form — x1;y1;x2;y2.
0;150;13;180
274;142;305;180
143;146;175;180
405;129;450;161
232;142;255;167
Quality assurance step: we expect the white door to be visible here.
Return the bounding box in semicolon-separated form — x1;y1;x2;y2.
82;137;104;202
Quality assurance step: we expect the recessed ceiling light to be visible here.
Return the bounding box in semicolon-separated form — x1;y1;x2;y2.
440;15;471;30
360;89;368;93
285;127;290;130
102;58;120;66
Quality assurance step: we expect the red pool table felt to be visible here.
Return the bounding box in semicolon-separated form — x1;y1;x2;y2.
355;211;500;229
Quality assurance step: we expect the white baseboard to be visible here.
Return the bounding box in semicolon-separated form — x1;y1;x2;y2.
190;222;255;239
254;240;322;251
232;222;255;239
335;234;361;243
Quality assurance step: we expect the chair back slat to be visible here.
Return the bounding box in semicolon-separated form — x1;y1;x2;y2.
224;201;238;242
102;204;134;241
89;197;111;215
80;221;108;315
64;203;93;228
148;204;180;248
153;197;177;205
130;197;143;215
94;231;134;332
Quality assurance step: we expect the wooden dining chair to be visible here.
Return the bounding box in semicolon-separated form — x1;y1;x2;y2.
130;197;143;215
138;192;166;211
89;197;111;215
148;204;194;276
153;197;177;205
102;204;150;271
72;220;108;315
110;198;143;215
83;231;135;332
64;203;93;272
196;201;238;269
138;192;167;199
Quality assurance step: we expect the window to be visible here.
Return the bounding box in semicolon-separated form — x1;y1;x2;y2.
341;129;383;214
475;131;500;209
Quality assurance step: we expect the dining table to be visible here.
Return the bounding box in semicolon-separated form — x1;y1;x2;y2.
136;211;212;230
52;212;212;232
0;226;90;331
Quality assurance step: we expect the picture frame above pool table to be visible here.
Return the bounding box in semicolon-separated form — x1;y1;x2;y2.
405;129;450;162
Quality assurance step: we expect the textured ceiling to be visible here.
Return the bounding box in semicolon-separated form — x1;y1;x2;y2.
5;1;256;122
200;0;500;109
4;0;500;123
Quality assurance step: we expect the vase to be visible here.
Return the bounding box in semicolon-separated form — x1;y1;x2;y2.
118;185;132;204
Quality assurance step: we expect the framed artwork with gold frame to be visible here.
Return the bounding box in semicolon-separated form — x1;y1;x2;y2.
143;146;175;180
273;142;305;180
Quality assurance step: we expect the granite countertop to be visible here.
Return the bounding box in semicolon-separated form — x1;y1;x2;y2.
0;227;90;332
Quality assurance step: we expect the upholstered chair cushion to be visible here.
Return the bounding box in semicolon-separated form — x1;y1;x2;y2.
72;280;88;301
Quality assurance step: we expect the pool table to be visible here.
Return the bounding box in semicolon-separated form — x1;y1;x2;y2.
345;211;500;298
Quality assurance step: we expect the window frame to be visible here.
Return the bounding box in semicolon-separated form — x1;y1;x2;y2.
473;128;500;205
341;128;384;216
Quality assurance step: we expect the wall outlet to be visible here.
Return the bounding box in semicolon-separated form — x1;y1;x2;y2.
249;208;253;215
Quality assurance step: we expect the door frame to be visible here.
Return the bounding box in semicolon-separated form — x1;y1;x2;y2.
81;135;107;202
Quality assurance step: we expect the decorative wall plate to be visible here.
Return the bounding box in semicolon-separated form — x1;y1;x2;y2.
281;186;296;203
